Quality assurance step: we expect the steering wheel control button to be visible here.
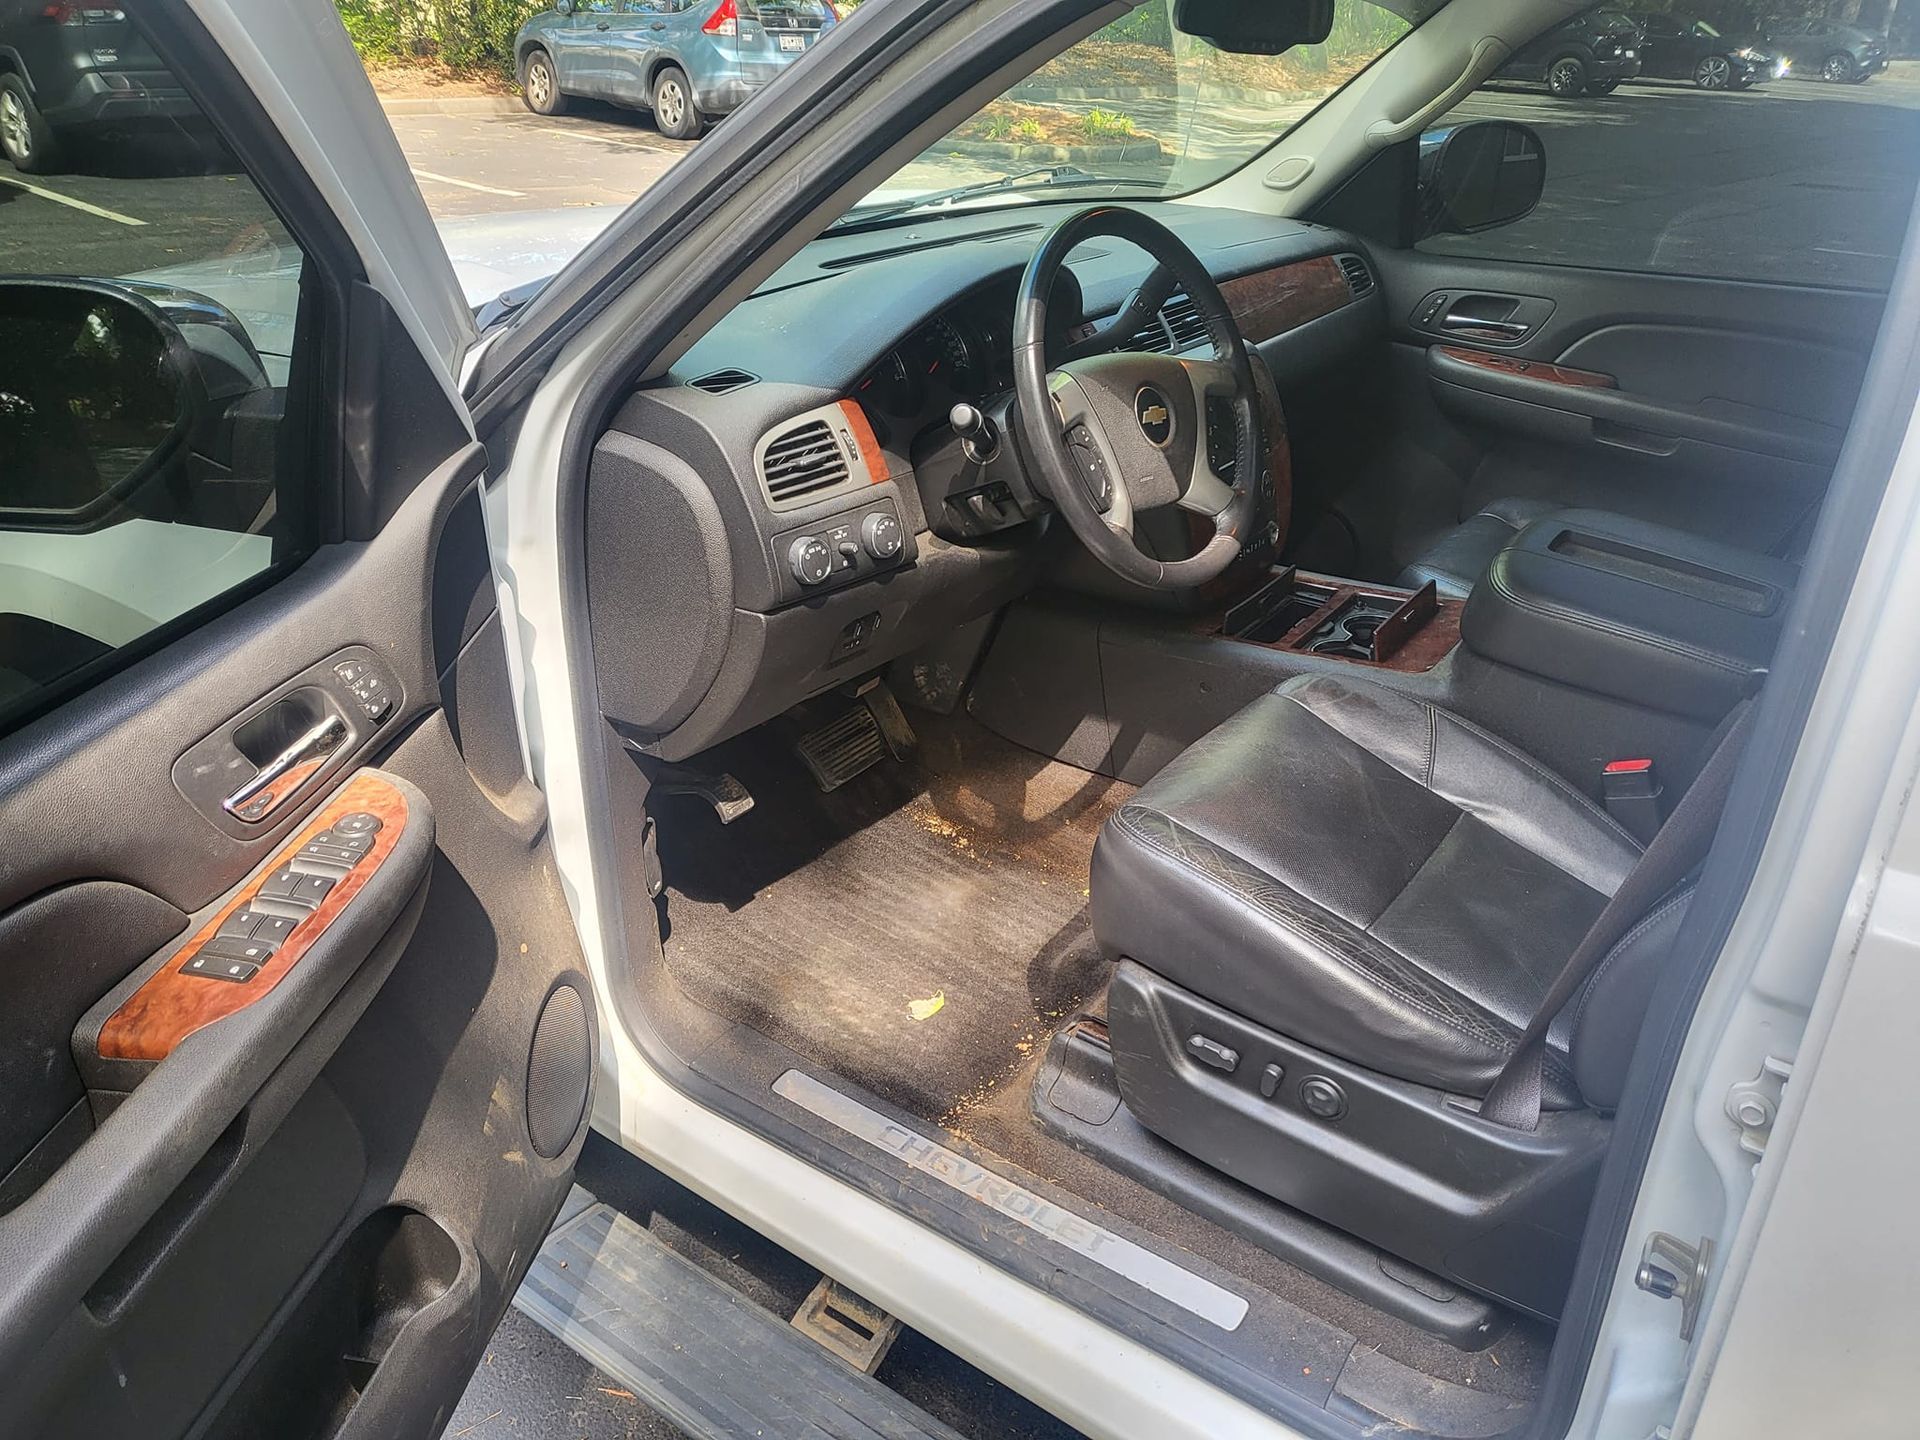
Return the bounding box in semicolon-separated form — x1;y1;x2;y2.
1185;1034;1240;1074
332;812;382;838
1300;1076;1348;1121
1066;425;1113;509
1259;1062;1286;1099
184;952;260;984
861;511;903;559
789;535;833;586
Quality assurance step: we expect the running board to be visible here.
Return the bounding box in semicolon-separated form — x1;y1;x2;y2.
514;1195;966;1440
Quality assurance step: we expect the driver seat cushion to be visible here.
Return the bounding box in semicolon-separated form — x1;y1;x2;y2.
1090;674;1644;1105
1396;496;1565;598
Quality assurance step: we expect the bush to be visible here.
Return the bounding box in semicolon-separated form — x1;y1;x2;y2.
337;0;547;77
1080;107;1136;140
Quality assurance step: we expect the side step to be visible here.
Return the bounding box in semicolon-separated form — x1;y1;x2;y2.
514;1196;966;1440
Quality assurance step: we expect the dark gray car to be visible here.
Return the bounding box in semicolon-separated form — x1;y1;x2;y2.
1759;15;1890;83
514;0;837;140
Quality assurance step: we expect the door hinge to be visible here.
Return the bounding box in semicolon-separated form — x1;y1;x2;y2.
1725;1055;1793;1160
1635;1232;1714;1342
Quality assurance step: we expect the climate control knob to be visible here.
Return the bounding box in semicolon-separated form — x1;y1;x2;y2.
861;511;903;560
788;535;833;586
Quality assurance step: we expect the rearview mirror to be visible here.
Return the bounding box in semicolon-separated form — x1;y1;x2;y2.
1173;0;1333;54
1415;119;1545;238
0;278;196;532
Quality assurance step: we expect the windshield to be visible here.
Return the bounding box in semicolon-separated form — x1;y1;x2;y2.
835;0;1434;226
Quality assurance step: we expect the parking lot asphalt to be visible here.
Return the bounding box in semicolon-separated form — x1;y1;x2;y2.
4;66;1917;301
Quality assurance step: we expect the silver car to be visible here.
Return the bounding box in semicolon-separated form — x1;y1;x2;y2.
514;0;838;139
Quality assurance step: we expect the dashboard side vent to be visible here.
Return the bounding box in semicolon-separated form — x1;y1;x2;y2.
1336;254;1374;298
689;367;757;394
758;417;853;507
1128;314;1172;353
1161;293;1209;352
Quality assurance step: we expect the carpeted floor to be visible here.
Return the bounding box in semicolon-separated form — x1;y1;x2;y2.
654;706;1132;1125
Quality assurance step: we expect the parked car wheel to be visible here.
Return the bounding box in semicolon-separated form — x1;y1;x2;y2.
653;66;702;140
1694;54;1733;89
1586;78;1621;96
0;73;62;175
1820;52;1857;82
521;48;568;116
1546;56;1588;97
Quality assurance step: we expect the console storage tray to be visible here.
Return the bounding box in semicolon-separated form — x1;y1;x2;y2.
1460;509;1796;719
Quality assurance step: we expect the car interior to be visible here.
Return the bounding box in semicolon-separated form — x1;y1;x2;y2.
0;0;1909;1435
567;7;1894;1435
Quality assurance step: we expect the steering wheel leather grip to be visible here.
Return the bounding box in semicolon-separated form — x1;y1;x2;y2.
1013;206;1260;591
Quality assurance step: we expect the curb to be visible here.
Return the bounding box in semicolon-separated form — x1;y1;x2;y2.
377;94;523;116
940;137;1167;164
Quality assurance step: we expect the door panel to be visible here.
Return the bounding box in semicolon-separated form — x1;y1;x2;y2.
0;5;595;1434
1359;247;1885;568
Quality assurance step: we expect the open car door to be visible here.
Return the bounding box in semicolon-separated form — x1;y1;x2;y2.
0;3;596;1436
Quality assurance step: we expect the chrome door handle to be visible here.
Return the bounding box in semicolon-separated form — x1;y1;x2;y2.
1442;314;1530;336
223;713;348;822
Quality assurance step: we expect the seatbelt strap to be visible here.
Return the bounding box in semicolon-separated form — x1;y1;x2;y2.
1477;698;1758;1132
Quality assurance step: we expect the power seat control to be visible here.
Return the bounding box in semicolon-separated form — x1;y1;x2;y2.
789;535;834;586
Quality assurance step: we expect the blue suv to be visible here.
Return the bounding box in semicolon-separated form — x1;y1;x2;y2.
515;0;837;140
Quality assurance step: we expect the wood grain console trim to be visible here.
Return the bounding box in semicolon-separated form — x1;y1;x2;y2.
1208;569;1464;674
97;773;409;1063
1219;256;1353;344
1435;346;1617;390
837;399;890;482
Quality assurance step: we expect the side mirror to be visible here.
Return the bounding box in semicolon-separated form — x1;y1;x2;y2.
555;0;573;13
1415;120;1545;239
1173;0;1332;54
0;278;200;533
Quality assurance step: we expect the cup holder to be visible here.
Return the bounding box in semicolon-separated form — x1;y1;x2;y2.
1306;600;1397;660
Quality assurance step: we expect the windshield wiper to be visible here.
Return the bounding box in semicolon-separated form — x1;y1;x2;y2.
837;165;1160;227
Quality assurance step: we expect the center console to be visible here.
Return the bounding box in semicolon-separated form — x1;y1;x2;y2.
1216;568;1458;672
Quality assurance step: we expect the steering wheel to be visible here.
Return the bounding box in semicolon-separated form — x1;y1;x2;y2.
1013;206;1261;590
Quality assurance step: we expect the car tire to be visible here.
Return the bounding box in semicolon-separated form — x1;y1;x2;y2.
0;72;63;175
522;49;568;115
1586;78;1620;96
652;66;702;140
1546;56;1588;98
1694;54;1733;89
1821;52;1857;83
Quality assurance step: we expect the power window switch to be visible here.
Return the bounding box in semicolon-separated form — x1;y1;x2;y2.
217;909;264;940
258;864;304;901
290;873;337;907
201;934;280;966
183;952;260;984
248;913;299;945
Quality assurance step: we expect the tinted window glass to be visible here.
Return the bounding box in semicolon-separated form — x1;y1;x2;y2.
0;13;315;733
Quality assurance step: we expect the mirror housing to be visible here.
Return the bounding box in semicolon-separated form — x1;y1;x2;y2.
0;278;200;533
1415;120;1545;239
554;0;573;13
1173;0;1333;54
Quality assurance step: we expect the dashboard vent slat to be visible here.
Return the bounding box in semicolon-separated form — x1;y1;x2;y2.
759;418;852;505
689;367;758;394
1336;254;1374;298
1161;293;1209;352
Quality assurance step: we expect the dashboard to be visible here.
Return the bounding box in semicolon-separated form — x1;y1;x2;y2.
581;201;1386;763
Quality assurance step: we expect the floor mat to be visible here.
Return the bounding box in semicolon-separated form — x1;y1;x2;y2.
655;709;1130;1123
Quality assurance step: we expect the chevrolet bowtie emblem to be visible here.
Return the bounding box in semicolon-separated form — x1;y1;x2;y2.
1135;387;1173;447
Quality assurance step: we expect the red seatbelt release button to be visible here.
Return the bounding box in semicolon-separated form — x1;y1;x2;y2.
1602;758;1662;842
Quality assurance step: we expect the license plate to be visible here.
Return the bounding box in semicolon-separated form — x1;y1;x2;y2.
778;33;805;51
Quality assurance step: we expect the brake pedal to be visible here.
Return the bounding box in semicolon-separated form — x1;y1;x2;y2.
652;763;755;824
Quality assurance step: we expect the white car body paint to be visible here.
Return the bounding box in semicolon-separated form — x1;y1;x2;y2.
0;524;271;649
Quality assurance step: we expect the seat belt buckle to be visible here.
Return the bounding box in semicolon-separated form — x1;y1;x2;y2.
1602;758;1663;844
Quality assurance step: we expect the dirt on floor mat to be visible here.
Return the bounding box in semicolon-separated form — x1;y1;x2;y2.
653;711;1131;1123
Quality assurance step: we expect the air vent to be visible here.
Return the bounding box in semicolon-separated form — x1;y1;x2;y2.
759;418;852;506
1336;254;1374;298
689;367;757;395
1161;293;1209;351
1126;292;1206;354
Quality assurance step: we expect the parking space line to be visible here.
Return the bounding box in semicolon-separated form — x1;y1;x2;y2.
0;174;145;226
411;167;527;198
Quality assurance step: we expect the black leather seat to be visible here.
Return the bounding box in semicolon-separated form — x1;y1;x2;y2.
1395;496;1565;598
1092;672;1701;1314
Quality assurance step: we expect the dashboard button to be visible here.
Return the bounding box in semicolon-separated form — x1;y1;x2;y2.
861;512;903;560
788;535;833;586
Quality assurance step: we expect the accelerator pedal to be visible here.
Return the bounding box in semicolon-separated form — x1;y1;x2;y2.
795;680;917;792
514;1199;965;1440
